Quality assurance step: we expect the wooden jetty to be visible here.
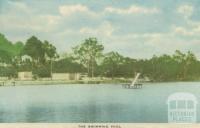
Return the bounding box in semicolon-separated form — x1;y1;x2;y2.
123;83;142;89
0;81;5;86
122;73;143;89
0;81;16;86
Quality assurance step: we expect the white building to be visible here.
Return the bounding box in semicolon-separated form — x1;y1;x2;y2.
52;73;81;80
18;72;33;80
21;55;32;62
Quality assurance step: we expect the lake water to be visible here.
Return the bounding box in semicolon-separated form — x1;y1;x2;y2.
0;82;199;123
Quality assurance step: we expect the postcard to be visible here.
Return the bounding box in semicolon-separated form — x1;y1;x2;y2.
0;0;200;127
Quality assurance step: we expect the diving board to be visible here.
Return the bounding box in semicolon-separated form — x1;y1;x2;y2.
122;73;142;89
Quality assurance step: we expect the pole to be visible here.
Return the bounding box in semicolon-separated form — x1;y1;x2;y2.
50;59;53;80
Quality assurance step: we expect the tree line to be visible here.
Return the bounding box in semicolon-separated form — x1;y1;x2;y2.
0;33;200;81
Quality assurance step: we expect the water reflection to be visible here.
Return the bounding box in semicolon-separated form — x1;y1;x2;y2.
0;83;198;122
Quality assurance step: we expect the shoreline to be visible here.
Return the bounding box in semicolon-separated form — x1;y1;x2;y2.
0;79;132;86
1;79;200;86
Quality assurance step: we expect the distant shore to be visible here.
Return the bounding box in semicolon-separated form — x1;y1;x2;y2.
1;79;199;86
0;78;134;86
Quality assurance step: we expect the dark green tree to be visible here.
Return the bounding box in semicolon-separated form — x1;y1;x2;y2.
101;52;124;79
23;36;45;64
43;40;58;78
73;37;104;77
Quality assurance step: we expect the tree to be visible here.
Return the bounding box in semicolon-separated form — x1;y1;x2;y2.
23;36;45;64
0;33;24;63
183;51;197;80
73;37;104;77
101;52;124;79
0;49;12;64
43;40;58;78
13;41;24;56
172;50;198;80
53;56;86;73
0;33;14;56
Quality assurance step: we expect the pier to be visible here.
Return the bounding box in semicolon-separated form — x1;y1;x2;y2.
0;81;5;86
122;73;143;89
0;81;16;86
123;83;142;89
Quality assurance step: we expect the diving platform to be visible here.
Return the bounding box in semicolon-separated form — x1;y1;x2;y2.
123;83;142;89
122;73;143;89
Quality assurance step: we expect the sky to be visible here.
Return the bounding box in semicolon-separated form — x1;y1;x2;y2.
0;0;200;59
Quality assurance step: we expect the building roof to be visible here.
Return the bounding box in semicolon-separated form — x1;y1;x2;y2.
167;92;197;104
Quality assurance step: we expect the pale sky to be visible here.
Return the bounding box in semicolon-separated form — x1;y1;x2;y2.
1;0;200;59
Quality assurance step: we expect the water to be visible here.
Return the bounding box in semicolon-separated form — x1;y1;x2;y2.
0;82;199;122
